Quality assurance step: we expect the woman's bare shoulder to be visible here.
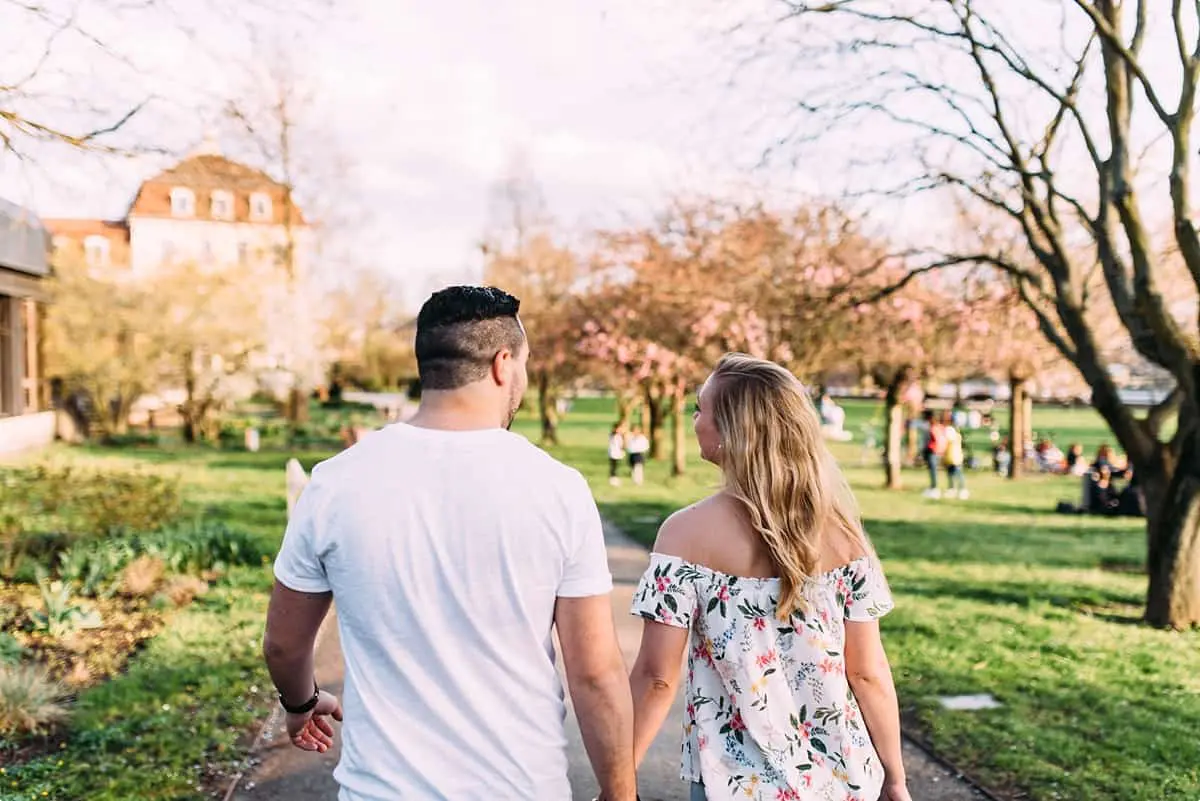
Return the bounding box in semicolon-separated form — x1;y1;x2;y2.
819;525;871;573
653;494;737;561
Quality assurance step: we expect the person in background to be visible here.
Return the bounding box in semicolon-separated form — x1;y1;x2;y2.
1036;437;1066;473
1093;444;1131;479
920;409;945;498
608;425;626;486
941;411;968;499
627;354;910;801
993;437;1012;477
627;426;650;486
1087;464;1120;515
1065;443;1088;476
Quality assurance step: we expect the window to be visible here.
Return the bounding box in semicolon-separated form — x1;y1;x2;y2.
250;192;273;222
84;235;110;268
171;187;195;217
210;190;233;220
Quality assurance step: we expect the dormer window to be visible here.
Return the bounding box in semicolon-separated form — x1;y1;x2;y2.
84;235;110;267
210;190;233;220
171;187;195;217
250;192;273;222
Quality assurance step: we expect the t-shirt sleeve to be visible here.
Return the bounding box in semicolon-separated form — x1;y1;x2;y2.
273;481;331;594
630;554;696;629
842;556;894;622
557;474;613;598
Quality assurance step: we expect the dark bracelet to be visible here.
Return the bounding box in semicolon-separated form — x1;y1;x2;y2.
279;681;320;715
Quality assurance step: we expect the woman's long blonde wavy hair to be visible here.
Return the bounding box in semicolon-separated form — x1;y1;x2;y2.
708;353;869;619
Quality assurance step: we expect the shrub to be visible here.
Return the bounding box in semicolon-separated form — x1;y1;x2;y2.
57;520;267;597
30;576;102;638
158;575;209;608
0;665;67;739
0;633;26;666
119;555;165;598
138;520;271;574
0;466;182;577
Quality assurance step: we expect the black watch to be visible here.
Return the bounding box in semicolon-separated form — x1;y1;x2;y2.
279;681;320;715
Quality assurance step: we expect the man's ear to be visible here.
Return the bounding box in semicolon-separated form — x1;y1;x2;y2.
490;349;512;386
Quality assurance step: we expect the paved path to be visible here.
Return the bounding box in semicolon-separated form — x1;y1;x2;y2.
233;523;989;801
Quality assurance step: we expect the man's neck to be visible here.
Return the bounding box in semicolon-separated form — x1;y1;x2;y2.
407;391;503;432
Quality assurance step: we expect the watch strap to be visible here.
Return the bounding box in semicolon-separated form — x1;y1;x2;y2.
279;681;320;715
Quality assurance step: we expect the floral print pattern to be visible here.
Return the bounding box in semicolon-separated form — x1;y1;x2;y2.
631;552;894;801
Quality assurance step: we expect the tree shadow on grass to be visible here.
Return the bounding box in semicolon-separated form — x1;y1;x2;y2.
893;573;1143;615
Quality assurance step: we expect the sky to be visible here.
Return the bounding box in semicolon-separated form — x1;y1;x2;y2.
1;0;806;305
1;0;1195;309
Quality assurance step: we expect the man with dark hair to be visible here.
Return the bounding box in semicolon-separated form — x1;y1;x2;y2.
263;285;637;800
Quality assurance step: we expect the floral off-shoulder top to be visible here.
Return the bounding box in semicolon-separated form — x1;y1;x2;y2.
631;552;894;801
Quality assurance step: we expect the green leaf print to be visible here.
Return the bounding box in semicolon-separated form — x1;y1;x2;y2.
663;593;678;613
707;596;720;614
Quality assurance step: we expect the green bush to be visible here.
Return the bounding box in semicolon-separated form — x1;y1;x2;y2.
0;466;182;577
0;633;26;666
30;573;103;638
57;520;270;597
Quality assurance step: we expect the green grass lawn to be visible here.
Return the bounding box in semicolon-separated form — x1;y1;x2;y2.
1;443;337;801
510;396;1200;801
5;396;1196;800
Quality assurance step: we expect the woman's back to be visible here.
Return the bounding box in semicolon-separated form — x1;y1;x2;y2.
631;493;894;801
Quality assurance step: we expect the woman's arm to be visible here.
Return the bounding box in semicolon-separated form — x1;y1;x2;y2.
844;619;910;798
629;619;689;766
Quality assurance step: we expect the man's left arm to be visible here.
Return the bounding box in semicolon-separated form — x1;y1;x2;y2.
265;481;341;752
263;581;342;752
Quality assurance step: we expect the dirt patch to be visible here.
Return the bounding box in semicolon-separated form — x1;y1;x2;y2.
0;584;164;688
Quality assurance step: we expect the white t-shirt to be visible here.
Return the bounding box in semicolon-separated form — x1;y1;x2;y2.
626;434;650;455
608;433;625;459
273;423;613;801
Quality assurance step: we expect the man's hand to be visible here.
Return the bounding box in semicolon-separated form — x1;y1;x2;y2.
286;690;343;753
879;779;912;801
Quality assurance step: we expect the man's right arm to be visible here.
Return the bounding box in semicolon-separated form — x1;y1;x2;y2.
555;594;637;801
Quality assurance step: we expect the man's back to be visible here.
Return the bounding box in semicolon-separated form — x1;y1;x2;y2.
274;423;612;800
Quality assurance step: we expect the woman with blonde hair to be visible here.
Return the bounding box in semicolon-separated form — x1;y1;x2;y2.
628;354;909;801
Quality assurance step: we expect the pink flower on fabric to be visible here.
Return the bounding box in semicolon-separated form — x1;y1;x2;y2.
753;617;768;631
756;649;777;669
716;585;731;602
730;712;747;732
798;721;813;739
656;575;672;592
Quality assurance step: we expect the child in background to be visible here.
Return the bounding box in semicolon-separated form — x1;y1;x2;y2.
920;409;945;498
942;412;969;499
608;425;625;486
626;426;650;485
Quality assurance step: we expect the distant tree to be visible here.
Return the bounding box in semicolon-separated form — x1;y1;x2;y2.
150;262;265;442
41;253;159;439
482;167;586;445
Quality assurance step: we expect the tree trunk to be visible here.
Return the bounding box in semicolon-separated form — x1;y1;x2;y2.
883;368;911;489
646;384;667;460
537;371;559;446
1145;440;1200;629
671;388;687;477
182;356;198;444
287;386;310;425
1009;375;1027;480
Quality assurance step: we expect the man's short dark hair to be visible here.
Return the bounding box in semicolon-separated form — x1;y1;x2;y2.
415;286;525;390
